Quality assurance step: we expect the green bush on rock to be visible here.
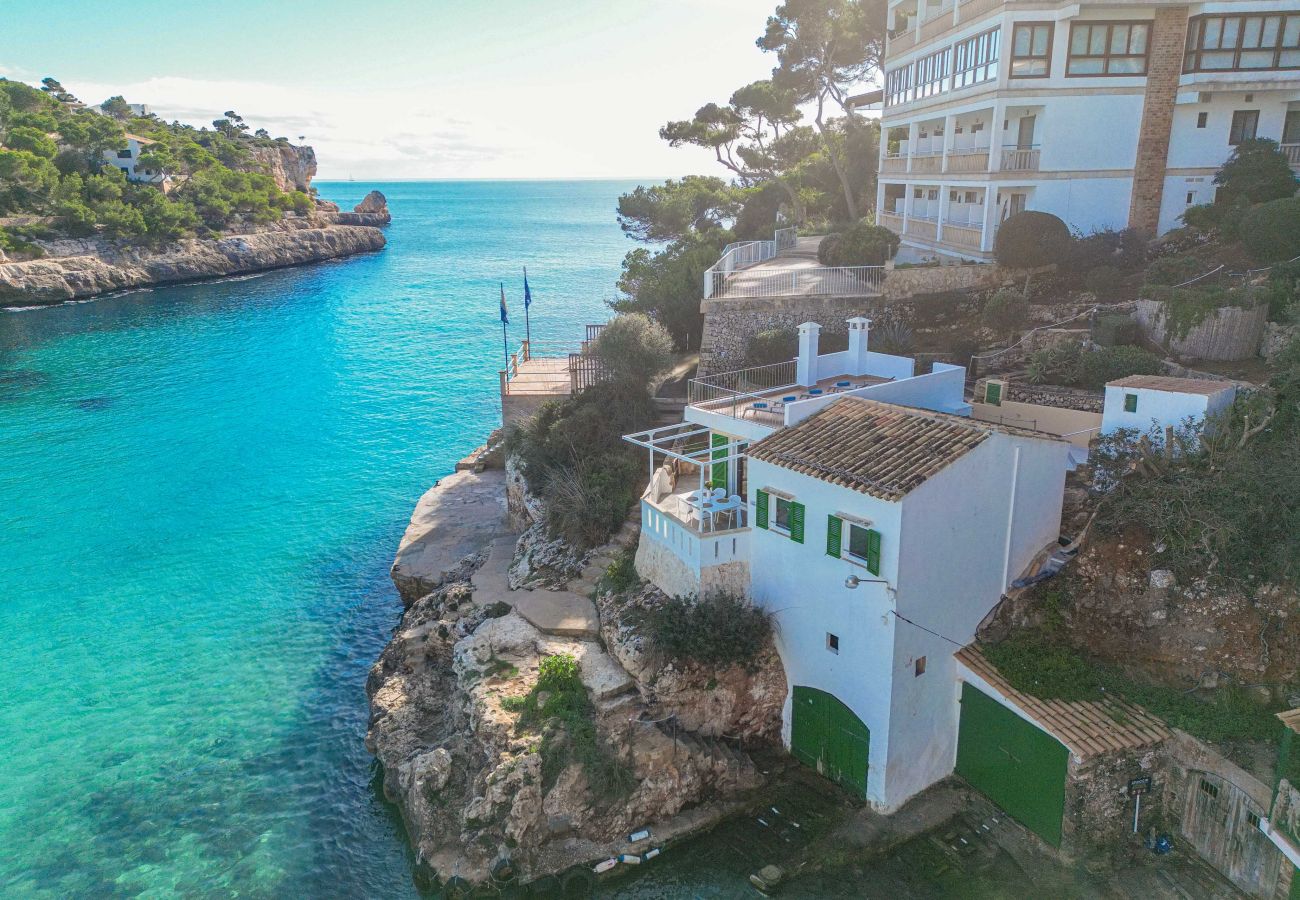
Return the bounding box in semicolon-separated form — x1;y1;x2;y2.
645;593;772;669
817;220;900;267
1239;197;1300;263
994;210;1072;270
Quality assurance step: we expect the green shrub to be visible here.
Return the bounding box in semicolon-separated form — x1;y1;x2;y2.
598;550;641;595
644;593;772;669
1213;137;1299;206
1026;344;1161;389
871;321;915;356
745;327;798;367
1084;265;1122;297
1142;254;1206;288
981;288;1029;339
817;219;900;266
1239;197;1300;263
507;654;634;797
1092;313;1137;347
994;211;1072;269
1066;228;1148;274
1025;343;1082;385
590;313;675;386
1265;259;1300;323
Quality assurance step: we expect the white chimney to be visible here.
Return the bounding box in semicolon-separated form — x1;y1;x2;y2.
796;322;821;387
846;316;872;375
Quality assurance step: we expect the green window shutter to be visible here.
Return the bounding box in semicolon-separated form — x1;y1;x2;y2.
1124;393;1138;413
790;501;805;544
985;381;1002;406
710;433;728;490
866;529;882;575
755;490;769;529
826;515;843;558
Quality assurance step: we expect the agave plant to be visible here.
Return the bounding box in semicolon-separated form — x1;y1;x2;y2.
872;321;916;356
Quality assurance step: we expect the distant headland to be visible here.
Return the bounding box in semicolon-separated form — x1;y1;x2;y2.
0;78;388;307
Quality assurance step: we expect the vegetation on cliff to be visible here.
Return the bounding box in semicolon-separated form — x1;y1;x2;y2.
645;593;773;669
0;78;312;246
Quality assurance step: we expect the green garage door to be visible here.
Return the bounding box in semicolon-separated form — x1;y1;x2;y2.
955;682;1069;847
791;686;870;798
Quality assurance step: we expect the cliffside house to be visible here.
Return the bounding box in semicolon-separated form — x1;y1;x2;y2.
624;318;1074;813
103;134;168;187
873;0;1300;261
1101;374;1237;437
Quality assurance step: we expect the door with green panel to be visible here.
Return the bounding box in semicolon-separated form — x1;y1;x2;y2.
791;686;870;798
955;682;1069;847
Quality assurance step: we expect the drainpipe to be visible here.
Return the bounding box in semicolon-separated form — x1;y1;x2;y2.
1001;446;1021;590
796;322;821;387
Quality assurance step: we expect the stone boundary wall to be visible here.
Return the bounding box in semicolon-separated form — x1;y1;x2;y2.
1263;322;1300;360
974;378;1104;412
1135;299;1268;362
881;262;1013;300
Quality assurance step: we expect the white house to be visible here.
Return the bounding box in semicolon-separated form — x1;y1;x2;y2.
744;397;1069;811
1101;374;1236;436
102;133;167;186
873;1;1300;261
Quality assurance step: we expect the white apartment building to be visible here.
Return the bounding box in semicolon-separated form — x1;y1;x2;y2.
102;134;168;187
874;1;1300;261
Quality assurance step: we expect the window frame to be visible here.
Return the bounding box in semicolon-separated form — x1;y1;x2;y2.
1010;22;1054;78
845;522;882;575
1066;20;1152;77
1184;13;1300;73
915;46;951;99
773;496;793;534
1229;109;1260;145
952;27;1001;89
885;65;913;107
1124;393;1138;413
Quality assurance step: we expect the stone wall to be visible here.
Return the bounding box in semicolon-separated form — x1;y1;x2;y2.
698;295;888;376
1135;298;1269;362
1263;322;1300;360
974;378;1104;412
1063;745;1169;862
881;261;1012;300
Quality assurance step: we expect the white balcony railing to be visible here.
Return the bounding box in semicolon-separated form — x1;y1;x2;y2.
710;266;885;300
880;212;905;234
943;222;984;250
703;226;795;299
947;148;991;172
1283;143;1300;170
640;501;750;575
688;359;798;412
1001;146;1041;172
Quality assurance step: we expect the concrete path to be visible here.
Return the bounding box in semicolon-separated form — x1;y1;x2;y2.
390;469;508;604
715;234;883;300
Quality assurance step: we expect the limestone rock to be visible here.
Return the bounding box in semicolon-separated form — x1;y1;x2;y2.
247;143;317;192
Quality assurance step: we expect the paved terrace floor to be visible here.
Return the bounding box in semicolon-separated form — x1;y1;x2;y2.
695;372;891;427
714;236;884;300
505;356;571;396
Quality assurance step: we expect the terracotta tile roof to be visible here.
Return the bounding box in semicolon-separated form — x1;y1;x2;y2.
1279;708;1300;736
123;133;157;146
1107;375;1233;396
957;646;1172;761
746;397;1056;501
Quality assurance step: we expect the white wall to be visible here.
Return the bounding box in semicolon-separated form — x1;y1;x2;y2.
884;431;1067;808
746;458;904;809
1101;384;1234;436
1028;178;1135;236
748;427;1068;811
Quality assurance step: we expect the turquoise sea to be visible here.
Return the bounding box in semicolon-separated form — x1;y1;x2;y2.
0;181;641;898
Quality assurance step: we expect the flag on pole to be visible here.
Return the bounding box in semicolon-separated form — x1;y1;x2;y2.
499;282;509;324
523;269;532;309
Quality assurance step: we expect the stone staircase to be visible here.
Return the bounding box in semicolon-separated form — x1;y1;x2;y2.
654;717;762;790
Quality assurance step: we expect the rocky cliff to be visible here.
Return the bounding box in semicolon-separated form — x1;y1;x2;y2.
247;143;317;193
369;471;786;892
0;222;385;307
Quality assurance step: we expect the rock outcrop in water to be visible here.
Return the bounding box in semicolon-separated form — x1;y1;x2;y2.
335;190;392;227
0;220;385;307
368;468;786;892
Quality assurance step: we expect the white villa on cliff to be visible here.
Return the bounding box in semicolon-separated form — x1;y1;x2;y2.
624;320;1070;811
869;0;1300;261
102;134;168;187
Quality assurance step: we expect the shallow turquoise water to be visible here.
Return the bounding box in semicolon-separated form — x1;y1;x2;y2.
0;181;639;898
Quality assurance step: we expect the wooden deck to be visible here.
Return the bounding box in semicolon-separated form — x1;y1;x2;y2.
505;357;571;396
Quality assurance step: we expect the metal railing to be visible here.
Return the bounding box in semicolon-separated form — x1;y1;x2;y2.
880;212;905;234
911;153;943;174
1282;143;1300;169
775;226;797;251
703;226;802;299
947;148;991;172
1001;146;1041;172
688;360;798;415
709;265;886;299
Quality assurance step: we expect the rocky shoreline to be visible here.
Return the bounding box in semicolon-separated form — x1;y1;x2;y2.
0;191;391;308
367;463;786;894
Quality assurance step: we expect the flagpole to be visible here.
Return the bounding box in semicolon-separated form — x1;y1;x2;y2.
523;266;532;350
500;282;509;374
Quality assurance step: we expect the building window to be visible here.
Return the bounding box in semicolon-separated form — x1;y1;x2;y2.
1184;14;1300;73
756;491;804;543
116;148;133;159
915;47;951;99
915;656;927;676
953;27;1001;89
827;633;840;654
1186;191;1195;204
1229;110;1259;144
1248;811;1262;829
1124;393;1138;413
1066;21;1151;76
1011;22;1053;77
1198;778;1219;798
1197;112;1208;128
846;523;883;575
885;65;912;107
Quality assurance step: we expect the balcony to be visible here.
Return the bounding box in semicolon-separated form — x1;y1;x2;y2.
1283;143;1300;171
1001;146;1041;172
882;154;909;174
947;148;991;173
942;221;983;250
910;152;943;175
880;211;905;235
906;217;939;242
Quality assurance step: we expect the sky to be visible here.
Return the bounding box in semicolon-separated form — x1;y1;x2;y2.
0;0;788;180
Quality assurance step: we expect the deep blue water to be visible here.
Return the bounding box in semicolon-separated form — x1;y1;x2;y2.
0;181;640;898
